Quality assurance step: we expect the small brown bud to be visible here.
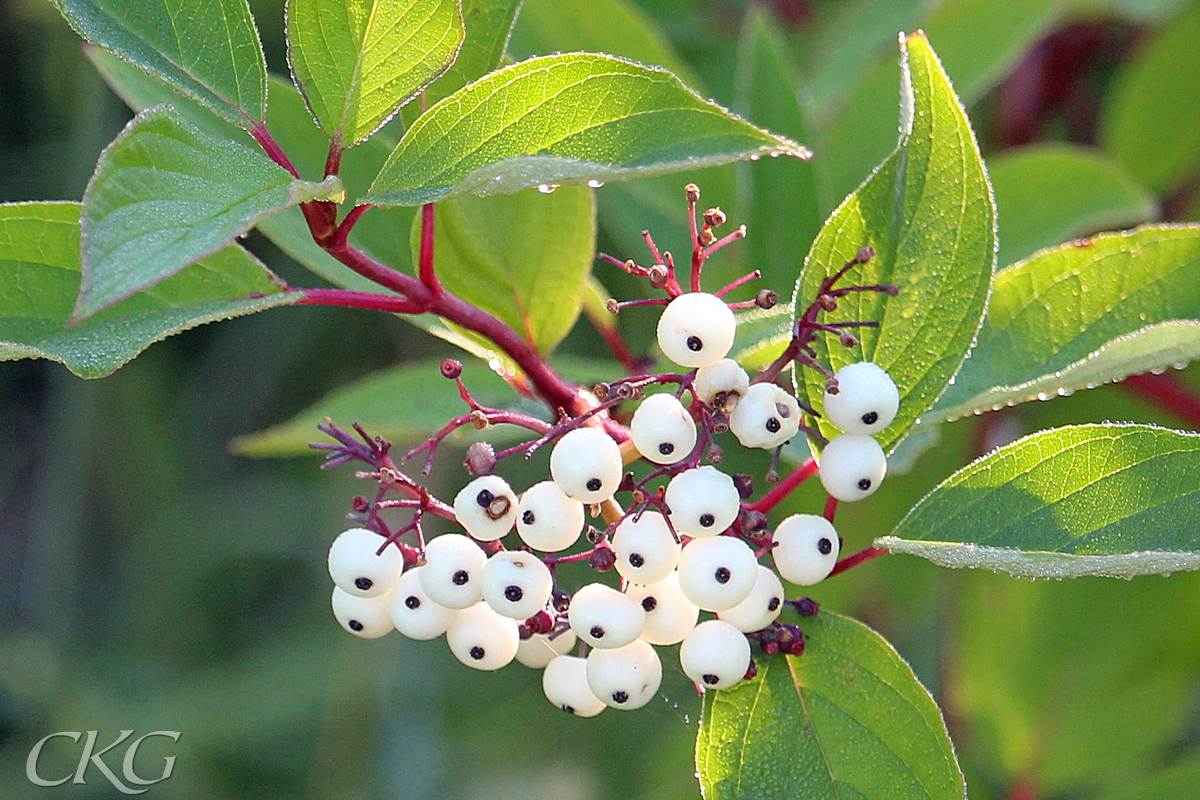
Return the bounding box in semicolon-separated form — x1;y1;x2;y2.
856;245;875;263
517;623;533;640
763;640;780;656
606;298;620;314
703;207;726;227
630;488;647;505
710;412;729;434
818;293;838;312
699;228;716;246
685;183;701;203
616;383;636;400
733;473;754;499
525;610;554;635
648;264;668;288
586;526;605;545
825;377;840;395
788;639;806;656
884;283;900;296
589;546;617;572
741;509;768;535
755;289;778;309
766;468;780;484
706;444;724;464
469;409;489;430
795;597;820;617
551;589;571;612
593;382;612;400
464;441;496;476
440;359;463;379
839;331;858;348
743;659;758;681
351;495;370;512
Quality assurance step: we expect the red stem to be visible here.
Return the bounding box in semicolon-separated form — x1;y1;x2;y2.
1120;371;1200;429
828;546;887;578
292;288;429;314
823;495;839;522
749;458;818;513
1005;778;1039;800
324;141;343;178
252;124;300;178
419;203;440;293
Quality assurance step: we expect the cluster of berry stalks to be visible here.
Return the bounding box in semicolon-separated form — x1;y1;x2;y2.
315;185;899;717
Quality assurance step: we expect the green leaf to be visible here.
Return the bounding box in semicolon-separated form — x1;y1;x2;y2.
794;32;995;454
365;52;809;206
75;105;341;320
697;611;965;800
878;423;1200;578
929;225;1200;425
1101;1;1200;194
1092;758;1200;800
424;0;522;105
286;0;465;146
990;144;1158;267
409;186;596;355
52;0;267;127
0;202;295;378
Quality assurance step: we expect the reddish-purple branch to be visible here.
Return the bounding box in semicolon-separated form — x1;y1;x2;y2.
292;288;430;314
749;458;818;513
828;545;887;578
419;203;440;294
1121;371;1200;429
252;124;300;178
823;495;839;522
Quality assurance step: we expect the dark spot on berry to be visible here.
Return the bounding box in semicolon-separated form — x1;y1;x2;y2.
469;646;485;660
686;335;703;352
857;478;872;491
405;595;421;610
703;674;720;685
817;537;832;555
765;417;781;433
862;411;879;426
348;619;364;632
562;705;576;715
612;690;629;704
768;597;780;611
586;478;602;492
642;596;658;612
504;585;523;602
522;510;536;525
476;489;494;507
354;577;374;591
659;442;674;456
715;566;731;584
699;513;715;528
590;625;605;639
629;553;645;568
452;570;470;586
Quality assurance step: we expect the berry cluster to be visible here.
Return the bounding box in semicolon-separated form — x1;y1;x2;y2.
316;185;899;717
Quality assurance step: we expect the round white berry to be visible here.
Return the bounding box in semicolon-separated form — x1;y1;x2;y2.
418;534;487;610
819;433;887;502
327;527;403;598
676;536;758;611
729;383;802;449
517;628;577;669
389;567;458;640
717;566;784;632
453;475;518;542
446;601;520;671
543;655;606;717
612;511;681;585
680;619;751;689
586;639;663;710
772;513;840;585
693;358;750;412
623;572;699;645
823;361;899;435
567;583;645;649
331;586;393;639
515;481;585;552
631;392;697;465
656;292;737;368
665;466;740;537
550;427;623;504
480;550;554;620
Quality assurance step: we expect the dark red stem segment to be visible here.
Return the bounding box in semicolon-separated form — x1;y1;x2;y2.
828;546;887;578
1005;778;1039;800
419;203;440;294
292;288;430;314
1121;371;1200;429
252;124;300;178
749;458;818;513
823;494;838;522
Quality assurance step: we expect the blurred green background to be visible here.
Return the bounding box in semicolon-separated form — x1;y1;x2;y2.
4;0;1200;798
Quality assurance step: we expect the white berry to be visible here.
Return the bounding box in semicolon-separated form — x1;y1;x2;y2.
516;481;584;552
656;292;737;368
772;513;840;585
331;586;394;639
718;566;784;632
665;466;740;537
693;358;750;412
624;572;699;645
676;536;759;611
679;619;751;689
418;533;487;609
327;527;403;598
567;583;645;649
517;629;577;669
823;361;899;435
550;427;623;504
543;655;606;717
453;475;518;541
631;392;696;465
612;511;681;585
480;550;554;620
446;601;520;670
586;639;663;710
819;433;887;502
389;567;458;640
729;382;802;449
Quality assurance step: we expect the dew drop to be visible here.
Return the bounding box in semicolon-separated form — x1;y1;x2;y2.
587;179;605;188
537;183;558;194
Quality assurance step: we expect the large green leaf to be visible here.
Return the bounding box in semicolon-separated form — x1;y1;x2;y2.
879;423;1200;578
697;611;965;800
794;32;995;454
1091;758;1200;800
287;0;464;146
0;202;295;378
365;52;808;206
409;186;596;355
52;0;267;127
424;0;522;105
990;144;1158;267
75;105;341;320
929;225;1200;425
